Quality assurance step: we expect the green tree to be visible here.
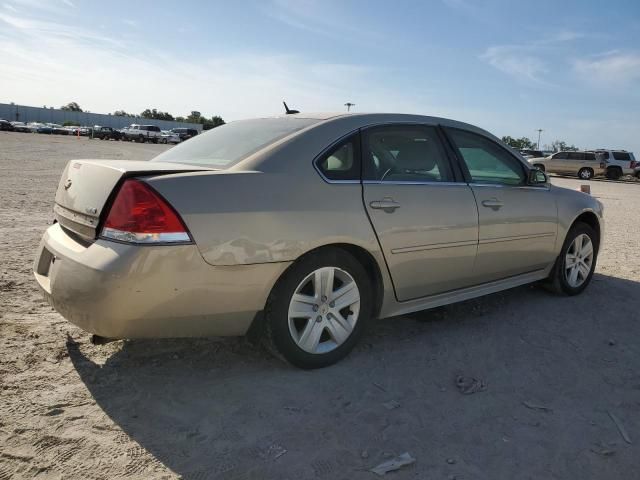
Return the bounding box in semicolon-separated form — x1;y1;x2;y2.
61;102;83;112
550;140;579;152
501;136;534;149
141;108;175;121
113;110;133;117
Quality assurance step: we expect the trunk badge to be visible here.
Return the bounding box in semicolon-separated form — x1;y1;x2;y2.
86;207;98;215
64;179;72;190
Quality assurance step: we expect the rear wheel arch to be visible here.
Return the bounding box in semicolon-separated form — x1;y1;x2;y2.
274;243;384;319
248;243;385;345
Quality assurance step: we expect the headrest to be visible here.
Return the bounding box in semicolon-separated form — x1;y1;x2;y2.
396;141;437;171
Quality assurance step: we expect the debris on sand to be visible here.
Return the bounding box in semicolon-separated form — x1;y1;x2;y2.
590;443;616;457
382;400;400;410
370;452;415;476
608;411;632;444
455;375;486;395
373;382;387;393
522;401;553;413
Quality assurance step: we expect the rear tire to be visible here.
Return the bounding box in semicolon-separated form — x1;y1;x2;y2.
578;168;593;180
545;222;598;296
606;167;622;180
264;249;372;369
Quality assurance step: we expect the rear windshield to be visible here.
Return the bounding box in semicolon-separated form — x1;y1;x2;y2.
153;117;319;168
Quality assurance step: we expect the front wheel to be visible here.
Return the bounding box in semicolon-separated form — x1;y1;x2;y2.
264;249;372;369
545;222;598;295
578;168;594;180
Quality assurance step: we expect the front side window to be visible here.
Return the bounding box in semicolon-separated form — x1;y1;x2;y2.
315;134;359;181
362;125;453;182
445;128;525;185
553;152;568;160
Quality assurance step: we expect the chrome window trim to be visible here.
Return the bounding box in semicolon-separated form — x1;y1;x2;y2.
363;180;464;186
469;182;550;191
312;128;361;184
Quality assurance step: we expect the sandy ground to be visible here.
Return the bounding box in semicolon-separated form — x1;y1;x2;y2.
1;131;639;479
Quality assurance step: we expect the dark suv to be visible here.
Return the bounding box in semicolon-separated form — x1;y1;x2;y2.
93;126;122;141
171;128;199;141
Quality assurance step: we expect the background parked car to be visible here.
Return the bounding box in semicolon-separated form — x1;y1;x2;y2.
47;123;69;135
528;151;606;180
92;126;122;141
10;121;30;132
0;119;14;131
171;127;198;141
520;149;544;158
591;150;637;180
122;124;162;143
160;130;181;144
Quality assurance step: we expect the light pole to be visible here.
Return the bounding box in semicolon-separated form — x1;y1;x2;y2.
536;129;543;149
344;102;355;112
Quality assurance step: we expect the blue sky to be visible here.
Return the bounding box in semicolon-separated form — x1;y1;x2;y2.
1;0;639;151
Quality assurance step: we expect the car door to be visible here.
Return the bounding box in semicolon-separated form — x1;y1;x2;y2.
444;127;557;283
361;124;479;301
547;152;568;174
566;151;585;175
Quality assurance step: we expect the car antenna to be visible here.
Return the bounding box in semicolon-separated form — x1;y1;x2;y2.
283;101;299;115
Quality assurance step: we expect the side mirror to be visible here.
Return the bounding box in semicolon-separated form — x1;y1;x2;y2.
528;168;548;185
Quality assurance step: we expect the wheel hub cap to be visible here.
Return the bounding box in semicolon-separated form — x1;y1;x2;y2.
564;233;594;288
287;266;361;354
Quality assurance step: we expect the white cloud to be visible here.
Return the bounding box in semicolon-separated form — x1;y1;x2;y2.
3;3;18;12
479;31;584;85
266;0;378;43
573;51;640;87
61;0;74;7
480;45;548;84
0;11;411;120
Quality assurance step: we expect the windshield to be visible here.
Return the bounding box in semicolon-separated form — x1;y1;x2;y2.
152;117;319;168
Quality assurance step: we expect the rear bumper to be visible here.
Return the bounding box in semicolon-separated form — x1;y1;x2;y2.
33;223;291;338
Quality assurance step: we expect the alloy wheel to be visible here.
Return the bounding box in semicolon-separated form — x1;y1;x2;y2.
564;233;594;288
287;266;360;354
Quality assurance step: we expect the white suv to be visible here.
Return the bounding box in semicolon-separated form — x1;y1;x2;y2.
122;124;162;143
591;150;637;180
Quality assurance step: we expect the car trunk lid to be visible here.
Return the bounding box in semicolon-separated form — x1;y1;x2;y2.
54;159;213;241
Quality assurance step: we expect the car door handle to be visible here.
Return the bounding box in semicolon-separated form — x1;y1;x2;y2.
370;198;401;213
481;198;504;210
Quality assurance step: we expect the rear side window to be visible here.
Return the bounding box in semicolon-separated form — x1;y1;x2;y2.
445;128;525;185
362;125;453;182
613;151;631;161
568;152;585;160
315;134;360;181
584;152;596;161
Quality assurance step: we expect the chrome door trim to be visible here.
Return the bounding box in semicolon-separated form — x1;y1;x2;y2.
478;232;556;245
391;239;478;254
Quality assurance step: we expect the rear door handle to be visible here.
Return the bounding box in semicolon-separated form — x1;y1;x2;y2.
481;198;504;210
369;198;401;213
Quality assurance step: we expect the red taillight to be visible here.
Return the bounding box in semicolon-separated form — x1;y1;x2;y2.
101;179;191;244
631;160;638;169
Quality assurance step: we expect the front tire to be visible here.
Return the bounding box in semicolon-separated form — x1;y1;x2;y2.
546;222;598;295
264;249;372;369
